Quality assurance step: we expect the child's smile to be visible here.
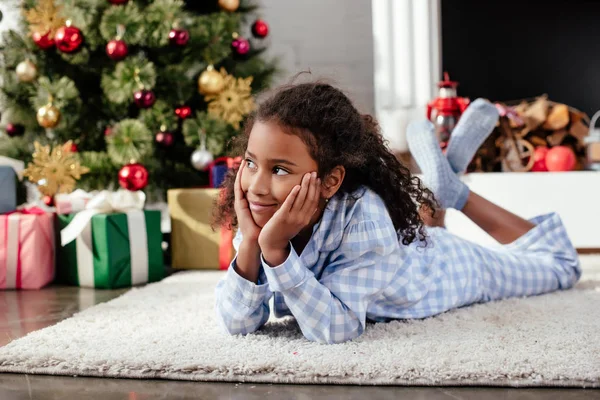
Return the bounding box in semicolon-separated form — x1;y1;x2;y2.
241;121;319;228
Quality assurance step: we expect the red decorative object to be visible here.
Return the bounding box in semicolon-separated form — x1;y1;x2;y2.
54;24;84;53
133;89;156;108
104;126;113;136
546;146;576;172
106;39;128;60
175;105;192;119
6;123;24;137
118;163;149;191
32;31;55;50
231;37;250;55
427;72;470;147
168;29;190;46
207;156;242;188
531;146;549;172
108;0;128;4
251;19;269;38
70;143;79;153
155;131;174;147
42;195;55;207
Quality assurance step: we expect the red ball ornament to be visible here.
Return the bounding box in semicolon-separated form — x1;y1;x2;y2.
108;0;128;4
531;146;549;172
133;89;156;108
118;163;149;191
5;123;24;137
42;195;55;207
251;19;269;38
54;24;84;53
155;131;174;147
175;105;192;119
32;31;55;50
106;39;128;60
546;146;576;172
168;29;190;46
231;37;250;55
70;143;79;153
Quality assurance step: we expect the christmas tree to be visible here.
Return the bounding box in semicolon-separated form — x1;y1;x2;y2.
0;0;277;199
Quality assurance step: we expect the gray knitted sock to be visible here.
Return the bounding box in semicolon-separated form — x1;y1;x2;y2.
446;98;499;173
407;120;470;210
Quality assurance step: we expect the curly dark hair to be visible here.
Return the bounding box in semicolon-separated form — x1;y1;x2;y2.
214;82;436;245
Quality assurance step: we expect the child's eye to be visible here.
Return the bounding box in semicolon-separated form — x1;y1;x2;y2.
273;167;289;176
245;159;257;169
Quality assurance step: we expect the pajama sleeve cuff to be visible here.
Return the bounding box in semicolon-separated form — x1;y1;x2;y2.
504;212;572;252
261;244;311;292
224;256;270;308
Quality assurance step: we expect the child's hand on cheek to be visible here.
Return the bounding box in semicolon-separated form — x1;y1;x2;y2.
234;160;262;243
259;171;320;266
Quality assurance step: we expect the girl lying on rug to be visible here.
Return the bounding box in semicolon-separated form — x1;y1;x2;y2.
213;82;581;344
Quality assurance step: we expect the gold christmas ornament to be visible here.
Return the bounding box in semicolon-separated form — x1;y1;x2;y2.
198;65;225;95
23;141;89;197
23;0;66;39
16;60;38;82
218;0;240;12
205;68;255;129
37;103;61;128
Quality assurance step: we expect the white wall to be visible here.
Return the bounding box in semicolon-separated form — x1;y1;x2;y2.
258;0;375;114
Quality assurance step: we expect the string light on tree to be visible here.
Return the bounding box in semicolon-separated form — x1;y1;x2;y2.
198;65;225;95
118;162;149;191
251;19;269;38
218;0;239;12
54;20;84;53
16;60;38;82
106;25;128;61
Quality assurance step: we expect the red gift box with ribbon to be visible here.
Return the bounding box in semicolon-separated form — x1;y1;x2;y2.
207;156;242;189
0;207;55;290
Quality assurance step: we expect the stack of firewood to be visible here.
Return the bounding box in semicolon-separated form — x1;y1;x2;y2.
470;95;589;172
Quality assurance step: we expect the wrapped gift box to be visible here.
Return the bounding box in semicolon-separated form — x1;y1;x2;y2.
168;188;234;270
0;209;55;290
57;210;164;289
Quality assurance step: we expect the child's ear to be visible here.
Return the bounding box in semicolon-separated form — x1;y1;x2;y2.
321;166;345;200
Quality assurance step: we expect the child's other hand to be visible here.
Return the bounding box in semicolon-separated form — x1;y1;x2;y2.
259;172;320;262
234;160;261;243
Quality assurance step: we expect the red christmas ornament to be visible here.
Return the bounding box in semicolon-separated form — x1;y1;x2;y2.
175;105;192;119
104;126;113;136
5;123;24;137
531;146;549;172
108;0;128;4
42;195;55;207
54;24;84;53
133;89;156;108
118;163;149;191
70;143;79;153
106;39;128;60
168;29;190;46
251;19;269;38
231;37;250;55
32;31;55;50
546;146;576;172
155;131;174;147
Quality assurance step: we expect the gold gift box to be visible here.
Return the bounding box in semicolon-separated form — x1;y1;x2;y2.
167;188;234;270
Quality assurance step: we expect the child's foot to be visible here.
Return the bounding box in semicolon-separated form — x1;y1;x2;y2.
446;98;499;173
407;120;470;210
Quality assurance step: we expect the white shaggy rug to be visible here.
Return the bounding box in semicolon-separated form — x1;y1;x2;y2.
1;256;600;388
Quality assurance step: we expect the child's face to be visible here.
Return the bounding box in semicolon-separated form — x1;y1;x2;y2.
242;121;319;228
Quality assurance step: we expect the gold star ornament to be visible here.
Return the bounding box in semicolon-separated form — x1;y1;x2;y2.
23;0;66;38
23;141;90;197
204;68;255;129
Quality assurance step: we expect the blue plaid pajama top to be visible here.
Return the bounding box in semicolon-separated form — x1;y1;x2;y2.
215;187;581;344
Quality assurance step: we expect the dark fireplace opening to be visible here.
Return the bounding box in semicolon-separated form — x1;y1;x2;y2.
441;0;600;117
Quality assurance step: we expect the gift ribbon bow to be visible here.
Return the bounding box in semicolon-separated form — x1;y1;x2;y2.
60;190;146;246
